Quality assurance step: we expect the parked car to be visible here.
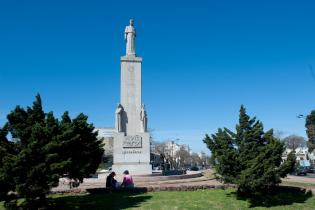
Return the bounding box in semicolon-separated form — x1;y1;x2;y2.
295;167;308;176
308;168;315;174
189;166;199;171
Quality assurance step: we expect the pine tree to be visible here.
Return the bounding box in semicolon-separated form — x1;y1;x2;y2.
0;124;16;200
58;112;104;183
6;95;65;206
204;106;296;196
1;94;104;208
0;124;18;209
306;110;315;152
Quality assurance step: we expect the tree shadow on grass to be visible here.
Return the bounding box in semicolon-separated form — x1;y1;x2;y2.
226;186;313;208
50;188;152;210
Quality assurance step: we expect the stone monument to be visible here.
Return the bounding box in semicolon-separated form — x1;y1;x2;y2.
112;19;152;175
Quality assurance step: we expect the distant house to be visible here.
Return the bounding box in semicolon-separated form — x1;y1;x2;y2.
282;147;315;166
95;127;115;156
163;141;190;158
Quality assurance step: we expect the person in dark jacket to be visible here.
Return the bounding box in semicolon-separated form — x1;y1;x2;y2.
106;172;117;189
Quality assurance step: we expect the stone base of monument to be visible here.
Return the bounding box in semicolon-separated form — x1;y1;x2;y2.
112;132;152;175
112;163;152;176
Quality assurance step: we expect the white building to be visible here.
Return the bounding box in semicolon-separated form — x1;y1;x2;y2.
163;141;190;158
95;127;115;156
282;147;315;166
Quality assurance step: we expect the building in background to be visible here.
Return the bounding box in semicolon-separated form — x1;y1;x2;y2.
96;128;115;156
282;147;315;167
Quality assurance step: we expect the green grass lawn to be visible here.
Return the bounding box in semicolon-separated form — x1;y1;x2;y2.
1;189;315;210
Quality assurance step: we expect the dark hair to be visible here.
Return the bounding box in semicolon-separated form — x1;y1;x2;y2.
111;172;116;176
123;170;129;175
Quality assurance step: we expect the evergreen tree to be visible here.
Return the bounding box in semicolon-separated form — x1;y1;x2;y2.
58;112;104;183
0;94;104;208
204;106;296;196
6;95;66;206
306;110;315;152
0;124;16;200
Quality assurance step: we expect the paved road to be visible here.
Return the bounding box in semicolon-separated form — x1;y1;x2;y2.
305;173;315;178
285;174;315;183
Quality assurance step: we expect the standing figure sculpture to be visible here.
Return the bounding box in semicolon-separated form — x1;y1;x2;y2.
140;104;147;132
115;104;124;133
125;19;136;56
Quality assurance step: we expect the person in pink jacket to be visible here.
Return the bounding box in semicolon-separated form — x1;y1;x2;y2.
121;170;134;189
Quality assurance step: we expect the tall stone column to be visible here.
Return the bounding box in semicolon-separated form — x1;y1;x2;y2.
120;56;142;135
112;20;152;175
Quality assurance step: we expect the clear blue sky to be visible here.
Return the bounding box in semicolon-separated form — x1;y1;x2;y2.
1;0;315;153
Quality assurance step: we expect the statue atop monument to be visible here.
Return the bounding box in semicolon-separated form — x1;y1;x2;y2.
125;19;136;56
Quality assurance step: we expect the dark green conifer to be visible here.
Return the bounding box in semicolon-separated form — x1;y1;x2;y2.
0;94;104;208
306;110;315;152
204;106;296;196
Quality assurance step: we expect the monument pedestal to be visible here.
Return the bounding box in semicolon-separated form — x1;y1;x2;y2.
112;164;152;176
112;132;152;175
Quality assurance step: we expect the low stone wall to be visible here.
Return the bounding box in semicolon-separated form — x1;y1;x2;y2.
132;172;203;182
97;171;203;183
52;183;236;194
145;184;236;192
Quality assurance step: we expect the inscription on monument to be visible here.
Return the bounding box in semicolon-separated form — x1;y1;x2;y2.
123;135;142;148
122;150;142;154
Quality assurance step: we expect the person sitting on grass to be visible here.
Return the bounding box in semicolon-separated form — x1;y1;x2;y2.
121;170;134;189
106;172;117;189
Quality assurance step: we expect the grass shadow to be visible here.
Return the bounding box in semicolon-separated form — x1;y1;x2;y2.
49;188;152;210
226;186;313;208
